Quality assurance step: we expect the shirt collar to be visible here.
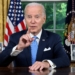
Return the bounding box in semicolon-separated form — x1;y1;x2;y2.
30;29;42;39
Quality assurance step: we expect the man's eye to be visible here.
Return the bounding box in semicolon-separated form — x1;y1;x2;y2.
35;16;40;18
27;16;32;18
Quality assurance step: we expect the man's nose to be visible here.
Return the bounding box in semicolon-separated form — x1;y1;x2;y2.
31;18;36;23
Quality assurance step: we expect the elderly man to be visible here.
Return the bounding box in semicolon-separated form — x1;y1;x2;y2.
0;2;70;70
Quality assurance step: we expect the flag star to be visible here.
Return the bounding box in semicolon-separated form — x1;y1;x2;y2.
13;10;14;12
19;6;21;9
11;18;13;20
10;5;12;8
11;1;13;4
17;18;19;20
21;14;23;17
12;14;14;16
9;9;12;12
19;10;21;13
8;13;10;16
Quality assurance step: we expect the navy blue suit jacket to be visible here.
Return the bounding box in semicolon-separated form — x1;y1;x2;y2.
0;29;70;67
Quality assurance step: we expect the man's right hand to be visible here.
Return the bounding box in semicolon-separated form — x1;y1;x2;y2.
16;31;33;50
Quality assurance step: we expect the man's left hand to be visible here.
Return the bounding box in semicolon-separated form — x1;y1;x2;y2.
29;61;50;71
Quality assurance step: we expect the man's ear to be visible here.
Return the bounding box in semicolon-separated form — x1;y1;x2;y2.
43;16;46;24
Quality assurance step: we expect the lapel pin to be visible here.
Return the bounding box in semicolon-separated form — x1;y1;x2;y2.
42;39;45;41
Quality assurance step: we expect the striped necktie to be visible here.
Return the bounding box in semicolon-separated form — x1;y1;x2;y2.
31;36;38;64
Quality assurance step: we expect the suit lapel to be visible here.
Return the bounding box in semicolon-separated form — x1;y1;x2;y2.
36;29;48;61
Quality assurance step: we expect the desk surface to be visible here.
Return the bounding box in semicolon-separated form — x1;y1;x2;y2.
0;67;75;75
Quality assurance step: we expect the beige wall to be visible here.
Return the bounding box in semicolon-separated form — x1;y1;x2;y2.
0;0;10;42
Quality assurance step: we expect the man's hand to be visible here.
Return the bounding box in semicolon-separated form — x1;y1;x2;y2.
16;30;33;50
29;61;50;71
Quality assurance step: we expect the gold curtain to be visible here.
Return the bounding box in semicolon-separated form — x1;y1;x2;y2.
0;0;10;42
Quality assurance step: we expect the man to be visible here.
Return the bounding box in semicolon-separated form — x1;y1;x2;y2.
0;2;70;70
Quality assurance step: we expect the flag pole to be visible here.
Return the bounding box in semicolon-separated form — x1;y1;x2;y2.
14;0;16;33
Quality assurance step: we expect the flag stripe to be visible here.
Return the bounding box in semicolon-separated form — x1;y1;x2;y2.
20;20;26;30
17;24;22;31
15;26;19;32
4;34;8;43
6;23;13;35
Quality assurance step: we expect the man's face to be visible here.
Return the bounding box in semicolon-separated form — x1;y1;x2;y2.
25;5;46;35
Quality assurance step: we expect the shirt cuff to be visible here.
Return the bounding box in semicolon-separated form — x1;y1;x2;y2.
43;60;56;69
10;45;23;56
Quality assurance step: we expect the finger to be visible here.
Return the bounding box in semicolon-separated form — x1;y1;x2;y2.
26;34;33;42
34;65;41;71
32;62;41;71
31;64;40;71
27;27;31;34
40;66;44;71
29;63;38;70
27;30;30;34
29;65;36;70
22;34;31;43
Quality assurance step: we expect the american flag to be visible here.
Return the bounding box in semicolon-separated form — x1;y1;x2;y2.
4;0;26;46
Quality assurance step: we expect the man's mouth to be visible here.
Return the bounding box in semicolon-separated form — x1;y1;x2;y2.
30;26;36;28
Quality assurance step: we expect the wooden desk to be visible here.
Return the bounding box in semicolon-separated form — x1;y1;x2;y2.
70;62;75;67
0;67;75;75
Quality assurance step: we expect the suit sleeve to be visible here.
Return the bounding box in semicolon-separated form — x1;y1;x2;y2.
0;35;17;67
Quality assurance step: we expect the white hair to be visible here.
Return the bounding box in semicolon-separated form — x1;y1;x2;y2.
24;2;46;16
